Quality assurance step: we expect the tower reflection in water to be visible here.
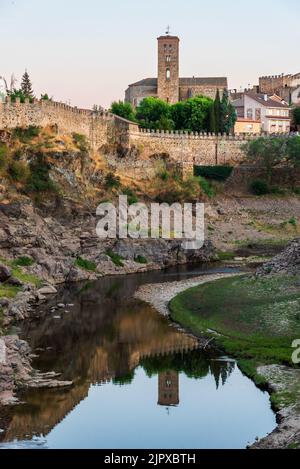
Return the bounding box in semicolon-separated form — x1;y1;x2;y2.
158;371;180;407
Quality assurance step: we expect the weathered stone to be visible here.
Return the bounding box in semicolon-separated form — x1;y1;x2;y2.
0;298;9;308
258;238;300;276
38;285;58;295
0;264;11;282
7;277;23;287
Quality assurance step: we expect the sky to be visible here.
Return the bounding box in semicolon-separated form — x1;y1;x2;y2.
0;0;299;109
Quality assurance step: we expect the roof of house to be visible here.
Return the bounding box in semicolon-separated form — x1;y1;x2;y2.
236;118;261;123
128;77;228;88
245;92;289;108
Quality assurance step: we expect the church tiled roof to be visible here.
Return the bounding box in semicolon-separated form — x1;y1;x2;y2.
179;77;228;87
128;77;228;88
128;78;157;87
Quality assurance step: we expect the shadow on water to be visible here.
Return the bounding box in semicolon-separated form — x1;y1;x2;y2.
0;263;276;449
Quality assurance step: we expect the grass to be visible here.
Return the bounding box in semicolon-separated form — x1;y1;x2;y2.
0;256;41;288
134;255;148;264
12;256;35;267
106;249;124;267
169;274;300;366
216;250;236;261
0;284;20;299
75;257;97;272
234;238;288;248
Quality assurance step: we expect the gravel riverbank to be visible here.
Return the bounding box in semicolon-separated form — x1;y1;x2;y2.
135;271;300;450
134;272;239;317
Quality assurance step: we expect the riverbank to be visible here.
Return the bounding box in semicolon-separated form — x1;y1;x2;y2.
135;271;300;449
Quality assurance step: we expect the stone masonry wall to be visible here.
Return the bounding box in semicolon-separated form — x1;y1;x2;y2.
129;129;255;167
0;98;139;151
1;97;290;182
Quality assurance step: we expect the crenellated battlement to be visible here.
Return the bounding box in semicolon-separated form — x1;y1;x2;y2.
133;127;291;140
0;97;139;149
0;96;114;118
0;96;295;173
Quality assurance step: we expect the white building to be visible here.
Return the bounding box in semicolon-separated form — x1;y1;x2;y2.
232;93;291;133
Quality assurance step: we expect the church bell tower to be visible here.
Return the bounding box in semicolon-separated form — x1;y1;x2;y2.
157;28;180;104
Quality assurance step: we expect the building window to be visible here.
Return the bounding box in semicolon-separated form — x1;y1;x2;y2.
166;68;171;80
166;55;171;62
247;108;253;119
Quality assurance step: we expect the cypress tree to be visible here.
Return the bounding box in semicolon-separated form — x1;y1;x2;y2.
209;103;216;133
21;70;34;98
220;88;237;134
214;89;221;134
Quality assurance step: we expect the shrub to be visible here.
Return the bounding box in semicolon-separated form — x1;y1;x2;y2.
26;153;56;193
13;256;34;267
159;170;170;181
106;249;124;267
269;186;286;195
122;187;138;205
194;165;233;181
12;126;40;143
75;256;96;272
289;217;297;227
0;143;8;170
198;176;215;198
250;179;270;196
134;255;148;264
7;160;29;182
72;133;89;152
105;172;121;190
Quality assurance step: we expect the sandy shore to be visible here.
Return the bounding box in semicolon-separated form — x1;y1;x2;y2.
134;272;239;317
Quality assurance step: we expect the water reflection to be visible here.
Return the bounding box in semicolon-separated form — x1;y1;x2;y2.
0;266;276;449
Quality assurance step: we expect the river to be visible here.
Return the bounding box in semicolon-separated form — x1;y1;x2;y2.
0;264;276;449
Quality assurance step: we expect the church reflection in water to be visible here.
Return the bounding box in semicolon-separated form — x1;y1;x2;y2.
0;273;235;444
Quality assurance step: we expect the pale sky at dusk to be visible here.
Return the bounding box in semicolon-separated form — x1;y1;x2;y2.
0;0;299;109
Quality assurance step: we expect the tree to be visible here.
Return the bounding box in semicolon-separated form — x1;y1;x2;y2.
9;88;27;103
41;93;51;101
286;136;300;187
20;70;34;98
136;97;174;130
110;101;136;122
293;107;300;127
0;73;17;94
171;101;188;130
208;103;216;133
245;136;287;183
214;89;221;133
171;96;213;132
220;89;237;134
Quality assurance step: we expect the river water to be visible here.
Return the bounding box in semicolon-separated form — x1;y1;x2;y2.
0;264;276;449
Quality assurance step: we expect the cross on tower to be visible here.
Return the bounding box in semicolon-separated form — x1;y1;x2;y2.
166;25;171;35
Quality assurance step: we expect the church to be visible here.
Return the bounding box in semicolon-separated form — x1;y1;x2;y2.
125;31;228;107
